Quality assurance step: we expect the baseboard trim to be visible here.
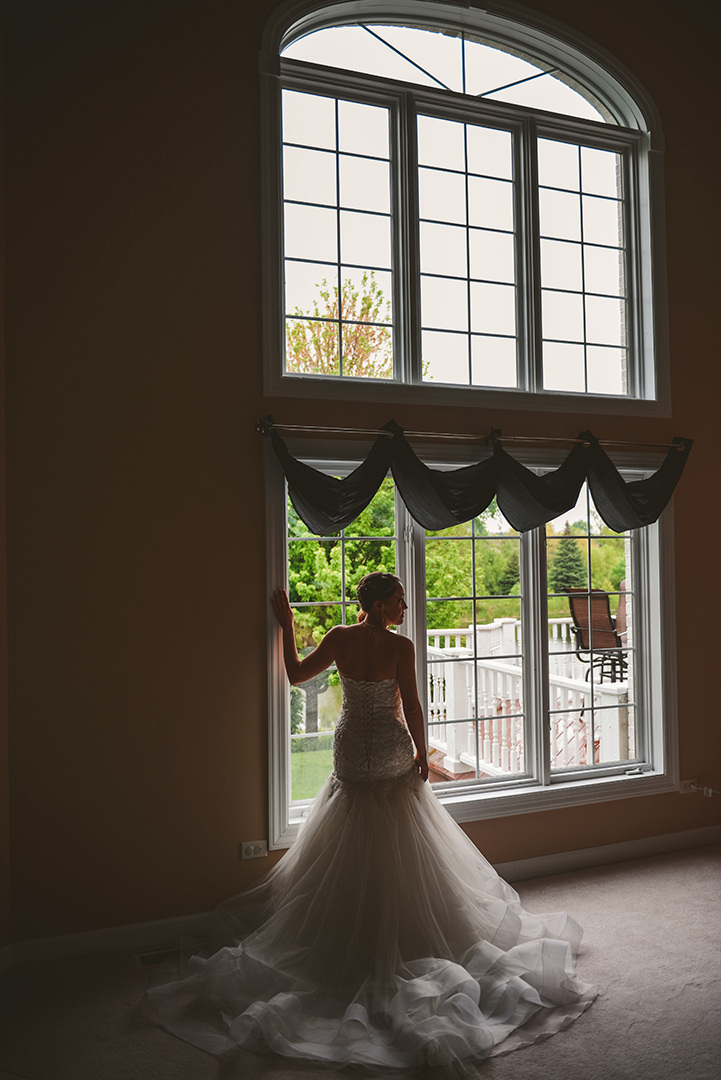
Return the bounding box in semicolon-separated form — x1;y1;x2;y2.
0;943;12;975
11;910;210;967
495;823;721;882
8;824;720;967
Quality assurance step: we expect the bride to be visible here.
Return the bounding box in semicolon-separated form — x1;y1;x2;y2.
148;572;596;1072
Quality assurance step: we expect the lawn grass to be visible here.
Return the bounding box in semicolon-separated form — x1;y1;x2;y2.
291;747;334;801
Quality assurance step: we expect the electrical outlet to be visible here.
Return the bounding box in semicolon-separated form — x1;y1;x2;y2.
679;778;697;794
240;840;268;860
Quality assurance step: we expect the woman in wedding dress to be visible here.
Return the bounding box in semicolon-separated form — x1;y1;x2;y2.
149;572;596;1073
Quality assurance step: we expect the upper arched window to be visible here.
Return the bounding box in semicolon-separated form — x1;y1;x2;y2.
284;24;612;123
262;1;667;414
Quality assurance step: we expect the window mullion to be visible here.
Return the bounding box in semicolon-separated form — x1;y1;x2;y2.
395;493;428;718
522;526;551;784
262;72;285;393
631;519;650;763
624;142;640;398
413;519;429;727
267;449;294;848
518;115;543;393
397;90;422;384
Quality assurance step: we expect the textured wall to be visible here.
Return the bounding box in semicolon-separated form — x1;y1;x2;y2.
4;0;720;941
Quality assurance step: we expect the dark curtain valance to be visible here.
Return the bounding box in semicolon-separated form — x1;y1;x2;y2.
266;417;692;535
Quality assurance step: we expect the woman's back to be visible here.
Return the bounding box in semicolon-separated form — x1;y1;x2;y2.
272;575;427;780
331;621;404;682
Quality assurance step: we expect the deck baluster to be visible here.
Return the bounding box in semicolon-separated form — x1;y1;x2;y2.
492;708;500;767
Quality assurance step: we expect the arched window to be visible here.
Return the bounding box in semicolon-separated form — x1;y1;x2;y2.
262;3;678;849
262;0;668;414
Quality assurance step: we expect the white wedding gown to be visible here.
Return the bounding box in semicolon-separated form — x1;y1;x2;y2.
148;676;597;1072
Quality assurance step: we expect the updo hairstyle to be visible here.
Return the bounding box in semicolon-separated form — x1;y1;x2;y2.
356;572;402;613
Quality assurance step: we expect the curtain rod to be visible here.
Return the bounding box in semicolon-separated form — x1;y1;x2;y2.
255;419;684;452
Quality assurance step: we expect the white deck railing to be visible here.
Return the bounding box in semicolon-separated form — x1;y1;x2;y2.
427;618;631;777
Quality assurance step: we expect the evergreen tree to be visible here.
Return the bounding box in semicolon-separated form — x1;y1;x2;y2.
548;524;587;592
497;547;520;595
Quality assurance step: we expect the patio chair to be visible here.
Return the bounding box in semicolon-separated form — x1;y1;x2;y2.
566;588;628;684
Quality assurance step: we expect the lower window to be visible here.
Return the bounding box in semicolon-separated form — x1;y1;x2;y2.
425;481;639;786
266;445;678;847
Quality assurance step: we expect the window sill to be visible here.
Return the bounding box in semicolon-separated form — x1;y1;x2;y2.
274;769;677;849
439;768;677;823
264;371;670;417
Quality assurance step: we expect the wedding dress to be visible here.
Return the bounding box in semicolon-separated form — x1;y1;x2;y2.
148;675;596;1071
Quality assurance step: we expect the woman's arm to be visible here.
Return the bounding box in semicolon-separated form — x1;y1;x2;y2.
397;637;428;781
271;589;337;684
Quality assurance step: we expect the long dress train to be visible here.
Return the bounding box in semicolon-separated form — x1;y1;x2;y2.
148;675;597;1071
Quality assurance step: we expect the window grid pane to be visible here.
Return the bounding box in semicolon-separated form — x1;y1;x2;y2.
425;516;525;786
282;89;394;380
539;138;628;395
280;90;636;399
546;485;637;771
419;116;518;389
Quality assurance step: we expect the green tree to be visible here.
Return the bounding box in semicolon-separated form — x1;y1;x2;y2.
288;479;396;648
608;552;627;591
286;272;392;378
288;485;523;639
474;543;504;597
472;501;522;612
548;524;587;593
424;521;478;629
497;547;520;595
590;541;626;592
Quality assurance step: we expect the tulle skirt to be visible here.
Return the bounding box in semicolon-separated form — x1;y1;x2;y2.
148;771;596;1072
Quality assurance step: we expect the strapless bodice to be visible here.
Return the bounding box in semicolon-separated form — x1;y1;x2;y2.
332;675;415;784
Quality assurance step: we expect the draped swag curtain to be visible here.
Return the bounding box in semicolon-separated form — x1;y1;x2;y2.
266;417;692;536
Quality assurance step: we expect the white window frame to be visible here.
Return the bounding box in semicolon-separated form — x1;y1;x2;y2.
261;0;670;416
266;439;679;849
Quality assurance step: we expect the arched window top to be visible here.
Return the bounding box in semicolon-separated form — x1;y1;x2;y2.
271;0;659;135
263;0;668;414
283;23;610;124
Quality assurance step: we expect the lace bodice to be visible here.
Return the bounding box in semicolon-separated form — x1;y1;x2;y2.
332;675;415;785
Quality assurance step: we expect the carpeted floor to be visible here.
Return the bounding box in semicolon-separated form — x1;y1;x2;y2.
1;845;719;1080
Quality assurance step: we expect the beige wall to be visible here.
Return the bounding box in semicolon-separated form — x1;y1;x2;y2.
1;5;9;953
4;0;720;943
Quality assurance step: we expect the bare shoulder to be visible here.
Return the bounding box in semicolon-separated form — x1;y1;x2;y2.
396;634;416;658
382;631;414;670
328;622;361;647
